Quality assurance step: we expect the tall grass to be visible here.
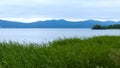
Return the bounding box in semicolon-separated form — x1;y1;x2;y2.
0;36;120;68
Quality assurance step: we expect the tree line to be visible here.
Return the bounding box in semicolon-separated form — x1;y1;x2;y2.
92;24;120;29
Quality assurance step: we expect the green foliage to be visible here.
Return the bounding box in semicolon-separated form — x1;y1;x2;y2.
0;36;120;68
109;49;120;66
92;24;105;29
92;24;120;29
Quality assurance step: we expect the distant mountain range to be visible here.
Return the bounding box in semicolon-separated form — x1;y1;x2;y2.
0;19;120;28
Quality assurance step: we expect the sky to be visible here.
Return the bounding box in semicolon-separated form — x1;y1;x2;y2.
0;0;120;22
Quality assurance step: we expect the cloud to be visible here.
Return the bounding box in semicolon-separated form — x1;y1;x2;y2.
0;0;120;22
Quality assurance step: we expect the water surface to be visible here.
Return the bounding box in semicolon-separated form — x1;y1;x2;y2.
0;28;120;43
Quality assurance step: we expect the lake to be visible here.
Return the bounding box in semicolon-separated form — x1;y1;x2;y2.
0;28;120;43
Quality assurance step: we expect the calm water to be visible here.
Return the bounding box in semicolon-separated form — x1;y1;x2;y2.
0;28;120;43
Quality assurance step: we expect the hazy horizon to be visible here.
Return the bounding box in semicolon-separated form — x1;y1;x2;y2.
0;18;120;23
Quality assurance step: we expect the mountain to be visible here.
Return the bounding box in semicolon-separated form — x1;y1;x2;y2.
0;19;120;28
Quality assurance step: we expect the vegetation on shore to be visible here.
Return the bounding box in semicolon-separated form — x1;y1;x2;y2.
92;24;120;29
0;36;120;68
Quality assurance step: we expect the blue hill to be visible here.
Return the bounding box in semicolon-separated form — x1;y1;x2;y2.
0;19;120;28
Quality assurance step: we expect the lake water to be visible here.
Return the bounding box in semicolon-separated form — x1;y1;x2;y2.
0;28;120;43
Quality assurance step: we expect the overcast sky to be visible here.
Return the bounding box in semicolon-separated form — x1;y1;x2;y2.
0;0;120;22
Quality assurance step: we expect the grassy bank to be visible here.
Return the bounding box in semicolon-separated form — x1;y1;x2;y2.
0;36;120;68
